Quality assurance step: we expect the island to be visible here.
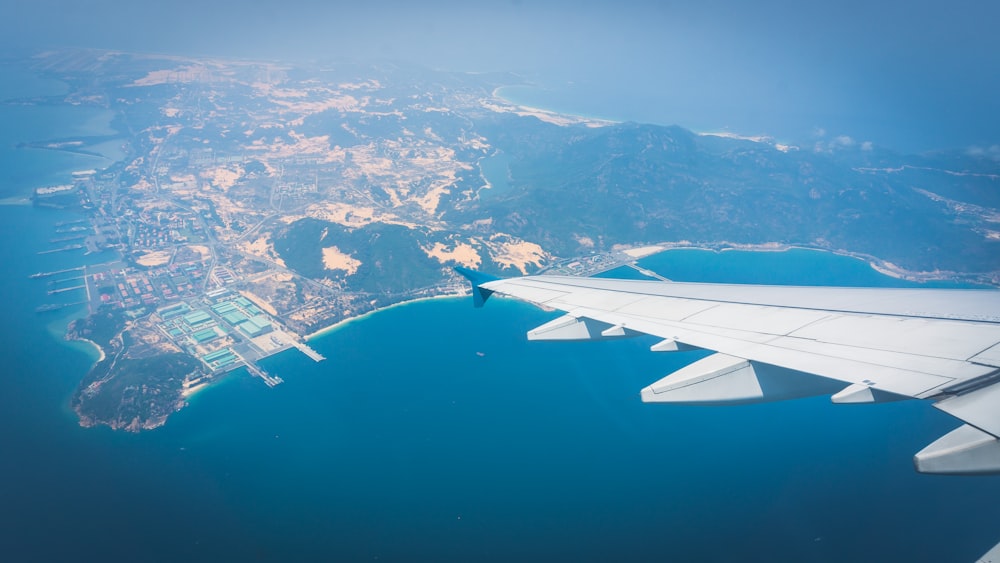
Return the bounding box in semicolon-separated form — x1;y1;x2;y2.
13;49;998;430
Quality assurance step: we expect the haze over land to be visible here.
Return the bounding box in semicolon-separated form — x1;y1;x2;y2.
13;47;997;431
4;0;999;152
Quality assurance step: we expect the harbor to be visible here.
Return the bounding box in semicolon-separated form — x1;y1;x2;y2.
154;290;325;389
37;244;84;255
29;252;322;389
30;266;85;279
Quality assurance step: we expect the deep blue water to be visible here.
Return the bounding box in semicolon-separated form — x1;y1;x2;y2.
2;63;1000;562
6;240;1000;561
0;62;120;199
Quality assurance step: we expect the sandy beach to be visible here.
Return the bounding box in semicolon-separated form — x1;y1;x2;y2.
489;87;615;128
72;336;106;366
181;380;212;399
305;293;463;341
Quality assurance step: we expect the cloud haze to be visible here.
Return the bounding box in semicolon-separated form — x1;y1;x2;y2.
3;0;998;151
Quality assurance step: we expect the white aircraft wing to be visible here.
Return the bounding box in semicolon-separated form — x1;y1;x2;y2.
456;267;1000;475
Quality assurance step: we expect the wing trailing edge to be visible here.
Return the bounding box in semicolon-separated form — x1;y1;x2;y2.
463;270;1000;476
641;352;844;405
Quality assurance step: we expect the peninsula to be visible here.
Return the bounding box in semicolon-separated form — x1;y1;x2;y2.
16;49;998;430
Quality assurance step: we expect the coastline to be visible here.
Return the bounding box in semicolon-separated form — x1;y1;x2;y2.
492;87;798;152
305;292;463;341
182;379;213;399
490;86;615;128
634;240;998;286
63;334;106;366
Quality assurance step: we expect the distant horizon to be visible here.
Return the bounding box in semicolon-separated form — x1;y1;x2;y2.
4;0;998;154
6;45;994;157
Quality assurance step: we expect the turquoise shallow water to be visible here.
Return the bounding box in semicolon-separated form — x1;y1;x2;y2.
2;63;1000;562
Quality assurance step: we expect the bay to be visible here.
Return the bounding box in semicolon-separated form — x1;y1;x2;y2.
2;62;998;562
5;235;999;561
0;61;121;199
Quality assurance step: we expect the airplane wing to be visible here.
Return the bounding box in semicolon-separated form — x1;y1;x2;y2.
455;267;1000;475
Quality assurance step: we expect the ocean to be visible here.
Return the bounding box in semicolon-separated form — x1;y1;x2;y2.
495;81;942;154
0;63;120;200
2;62;999;562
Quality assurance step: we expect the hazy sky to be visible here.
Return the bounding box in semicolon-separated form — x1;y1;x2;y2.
4;0;998;151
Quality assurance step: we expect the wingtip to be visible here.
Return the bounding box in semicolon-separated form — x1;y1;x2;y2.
454;267;501;307
454;266;499;283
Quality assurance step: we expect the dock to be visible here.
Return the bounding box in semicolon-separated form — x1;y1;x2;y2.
50;234;87;243
54;225;89;234
243;361;284;387
293;340;326;362
48;285;85;295
626;263;671;281
54;219;88;227
35;301;88;313
30;266;85;279
37;244;83;255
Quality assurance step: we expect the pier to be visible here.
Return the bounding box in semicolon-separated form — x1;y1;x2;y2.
50;234;87;243
37;244;84;255
293;340;326;362
626;263;671;281
30;266;85;279
49;275;86;284
35;301;88;313
55;225;89;234
243;361;284;387
48;285;85;295
54;219;88;227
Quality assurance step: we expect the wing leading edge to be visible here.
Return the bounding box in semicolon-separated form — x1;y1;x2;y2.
456;267;1000;476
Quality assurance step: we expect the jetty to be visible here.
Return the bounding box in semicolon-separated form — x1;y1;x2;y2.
30;266;84;279
48;285;85;295
292;340;326;362
244;361;284;387
35;301;87;313
38;244;84;255
55;225;89;234
49;274;86;284
54;219;88;227
50;234;87;243
626;263;671;281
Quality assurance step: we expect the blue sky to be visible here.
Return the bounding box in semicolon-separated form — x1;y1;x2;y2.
4;0;998;152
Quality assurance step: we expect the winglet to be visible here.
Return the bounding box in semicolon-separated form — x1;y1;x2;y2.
454;267;500;308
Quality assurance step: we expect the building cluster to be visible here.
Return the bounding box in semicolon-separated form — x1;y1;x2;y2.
98;262;206;309
156;289;277;373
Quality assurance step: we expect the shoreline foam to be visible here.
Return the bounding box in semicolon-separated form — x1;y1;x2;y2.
306;293;462;341
490;86;615;128
72;336;106;366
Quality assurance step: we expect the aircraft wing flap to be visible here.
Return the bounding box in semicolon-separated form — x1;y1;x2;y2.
571;306;962;397
766;336;990;382
475;272;1000;398
789;315;1000;363
547;289;649;311
678;302;834;336
936;381;1000;437
616;296;722;322
972;343;1000;368
462;268;1000;486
